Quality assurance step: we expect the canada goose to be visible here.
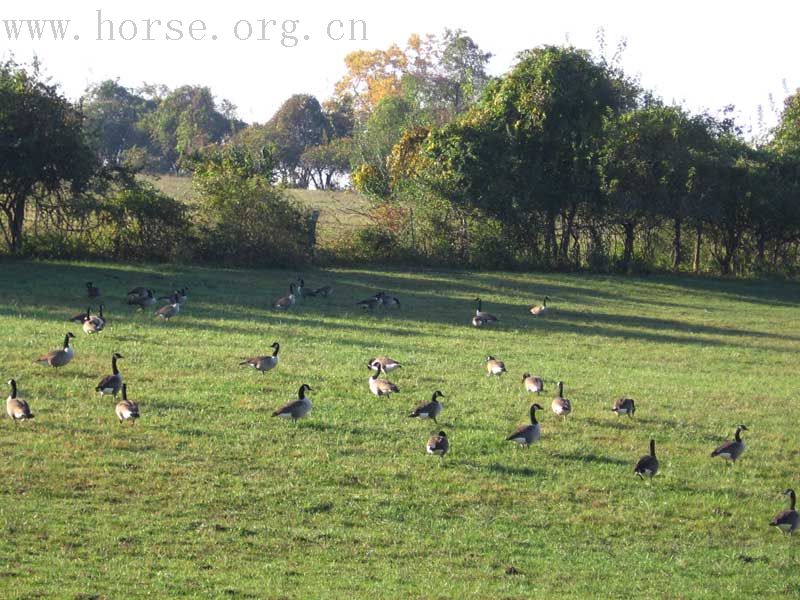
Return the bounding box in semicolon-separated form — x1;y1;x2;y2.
522;373;544;394
96;353;124;397
295;278;305;299
368;356;402;372
86;282;100;298
612;398;636;417
378;292;401;308
272;384;313;421
486;356;507;376
6;379;34;423
35;332;76;368
69;306;92;324
506;403;543;447
529;296;550;316
312;285;332;298
368;362;399;397
770;489;799;535
240;342;280;373
115;384;140;424
127;286;148;301
634;439;659;479
155;297;180;320
128;289;156;310
274;284;296;310
409;391;444;423
426;430;449;457
472;298;498;327
94;304;107;328
711;425;748;463
158;288;188;304
357;295;381;310
552;381;572;418
82;307;105;334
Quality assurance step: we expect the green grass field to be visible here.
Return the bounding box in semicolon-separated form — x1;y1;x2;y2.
1;260;799;598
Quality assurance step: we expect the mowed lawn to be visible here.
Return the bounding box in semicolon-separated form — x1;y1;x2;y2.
0;260;799;599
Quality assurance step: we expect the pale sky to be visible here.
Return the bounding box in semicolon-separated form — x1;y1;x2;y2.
2;0;797;134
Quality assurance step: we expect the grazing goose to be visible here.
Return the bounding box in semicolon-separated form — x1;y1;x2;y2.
6;379;34;423
240;342;280;374
506;403;543;447
115;384;140;424
551;381;572;418
274;284;296;310
368;356;402;373
378;292;401;308
426;430;449;458
522;373;544;394
634;439;659;479
69;306;92;324
485;356;507;376
529;296;550;316
155;296;181;320
472;297;498;327
368;362;399;397
271;384;313;421
710;425;748;463
96;353;124;397
770;489;799;535
86;282;101;298
128;289;156;310
357;295;381;310
612;398;636;417
408;391;444;423
35;332;76;368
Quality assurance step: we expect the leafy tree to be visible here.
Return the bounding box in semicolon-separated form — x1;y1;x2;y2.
0;59;97;254
300;137;353;190
772;90;800;157
82;80;155;165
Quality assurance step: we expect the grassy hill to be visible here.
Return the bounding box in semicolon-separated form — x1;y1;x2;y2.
1;260;799;598
143;175;372;248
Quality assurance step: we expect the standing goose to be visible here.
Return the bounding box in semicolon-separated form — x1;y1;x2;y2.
96;353;124;397
35;332;76;368
506;403;543;447
6;379;34;423
272;384;313;421
770;489;799;535
155;296;181;320
86;282;101;298
274;284;296;310
115;384;140;424
710;425;748;463
551;381;572;418
612;398;636;417
295;278;305;300
240;342;280;374
472;298;498;327
368;356;402;373
485;356;507;376
522;373;544;394
368;362;399;397
634;439;659;479
529;296;550;316
408;391;444;423
426;431;449;458
93;304;107;328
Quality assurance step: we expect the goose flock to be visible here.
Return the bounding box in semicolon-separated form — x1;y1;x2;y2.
4;278;797;537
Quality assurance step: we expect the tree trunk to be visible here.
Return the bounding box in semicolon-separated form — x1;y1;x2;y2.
9;195;26;254
672;217;683;271
622;221;635;272
558;204;577;265
692;223;702;273
545;211;558;267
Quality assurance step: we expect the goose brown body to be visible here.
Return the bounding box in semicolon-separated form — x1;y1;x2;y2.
368;362;399;397
35;333;76;367
711;425;748;462
612;398;636;417
115;384;140;423
6;379;34;422
551;381;572;417
634;439;659;479
96;353;124;396
771;489;799;534
486;356;507;376
272;384;313;420
408;391;444;423
240;342;280;373
522;373;544;394
506;403;543;447
426;431;449;456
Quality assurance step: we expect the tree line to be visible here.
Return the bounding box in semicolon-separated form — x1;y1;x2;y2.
1;30;799;275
